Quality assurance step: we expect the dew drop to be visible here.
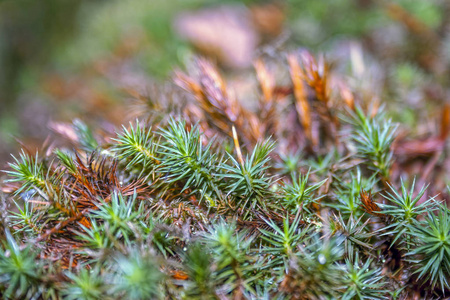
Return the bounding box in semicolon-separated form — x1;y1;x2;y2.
318;254;326;265
20;189;35;201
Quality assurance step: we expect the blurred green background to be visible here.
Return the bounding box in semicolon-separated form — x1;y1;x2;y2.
0;0;449;165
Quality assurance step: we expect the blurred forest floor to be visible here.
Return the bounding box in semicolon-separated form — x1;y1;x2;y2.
0;0;449;172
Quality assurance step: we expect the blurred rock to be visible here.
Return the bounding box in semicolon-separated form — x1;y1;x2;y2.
174;5;260;69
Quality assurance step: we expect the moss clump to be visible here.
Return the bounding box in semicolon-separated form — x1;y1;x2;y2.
1;52;449;299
